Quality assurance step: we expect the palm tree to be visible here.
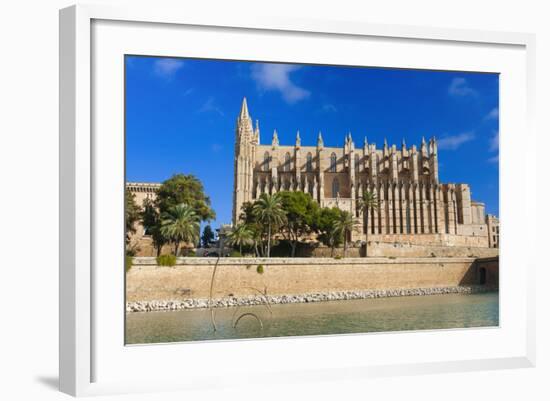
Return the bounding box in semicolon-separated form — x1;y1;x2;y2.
333;210;358;258
357;190;379;257
160;203;200;256
227;223;253;255
252;193;287;257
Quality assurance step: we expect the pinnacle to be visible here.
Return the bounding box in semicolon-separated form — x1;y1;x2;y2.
239;97;250;120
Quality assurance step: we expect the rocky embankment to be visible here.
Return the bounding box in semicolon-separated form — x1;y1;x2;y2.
126;285;496;313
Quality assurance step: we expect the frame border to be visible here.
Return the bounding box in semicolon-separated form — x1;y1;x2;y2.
59;4;536;396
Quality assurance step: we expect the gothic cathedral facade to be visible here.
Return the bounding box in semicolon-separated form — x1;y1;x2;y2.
232;98;495;245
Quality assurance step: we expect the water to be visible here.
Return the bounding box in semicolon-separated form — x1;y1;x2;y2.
125;292;499;344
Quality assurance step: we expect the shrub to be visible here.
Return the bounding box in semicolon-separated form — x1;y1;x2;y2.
186;249;196;257
256;264;264;274
125;255;133;272
157;254;177;267
333;255;342;260
229;250;242;257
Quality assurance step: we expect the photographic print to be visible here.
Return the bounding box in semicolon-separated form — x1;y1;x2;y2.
124;56;499;344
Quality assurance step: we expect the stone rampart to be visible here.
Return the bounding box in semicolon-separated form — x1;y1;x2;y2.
126;256;496;302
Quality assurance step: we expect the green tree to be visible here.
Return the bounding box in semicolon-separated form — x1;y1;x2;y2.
239;202;264;257
333;210;359;258
156;174;215;222
226;223;253;255
125;189;141;247
316;207;344;257
141;197;168;257
252;193;287;257
279;191;319;257
201;225;215;248
357;190;379;257
160;203;200;256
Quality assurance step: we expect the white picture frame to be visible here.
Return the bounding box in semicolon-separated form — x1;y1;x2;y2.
59;4;536;397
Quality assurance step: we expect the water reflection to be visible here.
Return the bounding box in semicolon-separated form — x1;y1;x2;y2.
126;292;499;344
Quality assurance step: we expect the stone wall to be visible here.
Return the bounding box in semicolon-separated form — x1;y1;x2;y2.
474;257;499;287
126;256;492;302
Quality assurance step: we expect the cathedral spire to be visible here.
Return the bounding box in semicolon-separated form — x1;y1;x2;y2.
296;130;301;147
272;129;279;148
317;131;324;148
421;136;427;153
431;136;438;155
239;97;250;120
402;138;407;150
364;136;368;148
254;119;260;144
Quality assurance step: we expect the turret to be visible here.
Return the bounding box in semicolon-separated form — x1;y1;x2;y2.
429;136;439;183
411;144;419;182
254;120;260;145
295;130;301;148
272;129;279;149
390;144;398;181
233;97;255;225
317;131;324;150
236;97;253;142
420;136;428;160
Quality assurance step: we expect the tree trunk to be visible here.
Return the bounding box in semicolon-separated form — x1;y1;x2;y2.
291;241;297;257
365;209;369;257
174;242;179;256
239;244;242;255
267;223;272;257
344;234;348;258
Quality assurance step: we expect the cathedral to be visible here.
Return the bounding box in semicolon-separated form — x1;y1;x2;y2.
232;98;497;246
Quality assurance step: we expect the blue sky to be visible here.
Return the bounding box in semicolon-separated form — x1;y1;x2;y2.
126;56;499;228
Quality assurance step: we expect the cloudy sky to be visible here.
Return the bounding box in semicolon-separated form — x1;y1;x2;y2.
126;56;499;228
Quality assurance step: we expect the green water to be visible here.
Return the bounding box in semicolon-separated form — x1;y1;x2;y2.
125;292;499;344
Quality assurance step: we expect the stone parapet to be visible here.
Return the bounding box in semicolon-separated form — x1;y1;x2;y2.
126;256;496;302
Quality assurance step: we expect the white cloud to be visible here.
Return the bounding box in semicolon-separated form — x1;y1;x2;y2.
485;107;499;120
198;97;224;116
489;130;499;152
251;63;310;104
153;58;184;79
487;130;499;164
448;77;477;97
322;103;337;113
437;131;475;150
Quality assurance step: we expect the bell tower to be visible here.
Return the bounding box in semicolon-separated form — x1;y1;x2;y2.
232;97;256;224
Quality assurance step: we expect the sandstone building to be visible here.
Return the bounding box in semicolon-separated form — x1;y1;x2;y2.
125;97;499;256
232;98;498;248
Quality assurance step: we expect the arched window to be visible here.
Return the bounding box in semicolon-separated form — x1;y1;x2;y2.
284;152;291;172
306;152;313;172
332;179;340;198
330;152;337;172
263;152;270;172
355;154;360;170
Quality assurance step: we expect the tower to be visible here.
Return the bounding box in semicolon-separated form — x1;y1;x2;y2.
232;98;256;224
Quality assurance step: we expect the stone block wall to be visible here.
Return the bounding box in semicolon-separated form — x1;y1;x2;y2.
126;256;488;302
